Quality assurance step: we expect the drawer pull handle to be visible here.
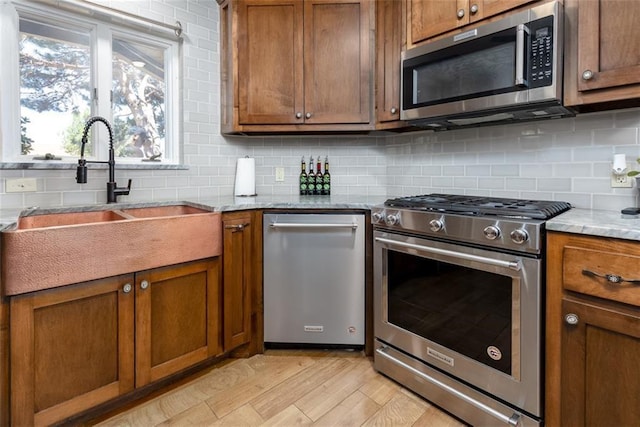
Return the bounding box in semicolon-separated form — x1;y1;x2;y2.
582;269;640;285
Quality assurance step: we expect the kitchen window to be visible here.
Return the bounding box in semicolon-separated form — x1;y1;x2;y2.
0;0;181;165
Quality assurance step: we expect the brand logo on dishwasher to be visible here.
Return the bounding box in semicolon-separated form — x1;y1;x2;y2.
427;347;454;366
304;325;324;333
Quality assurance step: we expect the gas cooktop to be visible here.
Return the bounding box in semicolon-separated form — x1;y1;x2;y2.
384;193;571;220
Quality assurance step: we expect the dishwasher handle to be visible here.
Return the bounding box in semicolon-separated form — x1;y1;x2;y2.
270;222;358;230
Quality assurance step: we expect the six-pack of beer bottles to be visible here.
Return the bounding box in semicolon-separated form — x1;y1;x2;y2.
300;155;330;196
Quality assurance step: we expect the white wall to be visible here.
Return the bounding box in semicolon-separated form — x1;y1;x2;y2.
1;0;639;212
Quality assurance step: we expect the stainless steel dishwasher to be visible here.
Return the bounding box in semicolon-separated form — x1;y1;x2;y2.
263;212;365;347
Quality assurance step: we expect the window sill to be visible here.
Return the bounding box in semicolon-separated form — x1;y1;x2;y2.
0;162;189;170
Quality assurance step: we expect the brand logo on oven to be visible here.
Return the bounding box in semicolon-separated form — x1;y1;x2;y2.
427;347;454;366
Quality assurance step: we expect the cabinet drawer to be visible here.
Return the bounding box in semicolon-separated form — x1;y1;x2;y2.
562;245;640;307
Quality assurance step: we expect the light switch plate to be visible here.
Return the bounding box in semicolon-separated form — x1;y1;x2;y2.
275;167;285;182
6;177;37;192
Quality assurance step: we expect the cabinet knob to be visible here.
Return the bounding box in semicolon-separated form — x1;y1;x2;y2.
123;283;132;293
390;107;397;114
457;8;465;19
470;4;478;14
140;280;149;290
296;112;303;119
582;69;594;80
565;313;579;325
305;112;312;119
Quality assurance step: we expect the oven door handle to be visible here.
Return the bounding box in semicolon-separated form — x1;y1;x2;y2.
376;346;523;426
375;237;522;271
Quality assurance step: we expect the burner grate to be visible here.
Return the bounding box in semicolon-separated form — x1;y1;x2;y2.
384;193;571;220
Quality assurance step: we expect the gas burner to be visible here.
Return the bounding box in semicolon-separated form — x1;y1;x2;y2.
384;193;571;220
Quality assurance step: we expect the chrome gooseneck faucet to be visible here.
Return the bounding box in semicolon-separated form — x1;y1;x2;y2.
76;116;132;203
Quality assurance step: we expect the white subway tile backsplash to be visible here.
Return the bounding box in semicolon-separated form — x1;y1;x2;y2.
2;2;640;213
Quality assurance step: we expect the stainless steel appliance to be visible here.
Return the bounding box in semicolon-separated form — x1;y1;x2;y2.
263;212;365;347
372;194;571;426
401;1;573;130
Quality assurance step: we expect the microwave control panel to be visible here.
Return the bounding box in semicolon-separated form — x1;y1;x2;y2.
529;16;554;88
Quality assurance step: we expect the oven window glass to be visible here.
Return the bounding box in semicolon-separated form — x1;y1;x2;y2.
387;250;513;375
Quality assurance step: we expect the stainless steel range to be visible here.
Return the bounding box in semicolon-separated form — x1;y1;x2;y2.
372;194;571;427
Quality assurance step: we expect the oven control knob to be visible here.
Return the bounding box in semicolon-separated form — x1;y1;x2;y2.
429;219;444;232
372;211;384;223
483;225;501;240
510;229;529;244
385;213;400;226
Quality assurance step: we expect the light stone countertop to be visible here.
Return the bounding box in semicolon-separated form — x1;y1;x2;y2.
546;208;640;242
5;197;640;242
0;194;387;230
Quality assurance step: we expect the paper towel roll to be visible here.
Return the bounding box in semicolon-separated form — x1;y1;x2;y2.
234;157;256;196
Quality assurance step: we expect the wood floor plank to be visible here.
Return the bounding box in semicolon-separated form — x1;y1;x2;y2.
295;358;378;421
358;370;403;406
93;351;468;427
250;358;352;420
311;390;381;427
260;404;313;426
412;404;467;427
361;391;430;427
209;403;264;426
156;401;218;426
206;355;317;418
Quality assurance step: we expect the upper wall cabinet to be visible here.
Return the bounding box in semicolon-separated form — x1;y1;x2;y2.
407;0;537;47
376;0;405;128
220;0;374;134
564;0;640;108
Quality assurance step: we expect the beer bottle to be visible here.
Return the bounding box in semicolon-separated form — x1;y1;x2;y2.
307;156;315;195
299;156;308;195
315;156;323;195
322;156;331;195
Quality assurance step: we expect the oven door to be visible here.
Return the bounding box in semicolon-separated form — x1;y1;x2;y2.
373;230;542;417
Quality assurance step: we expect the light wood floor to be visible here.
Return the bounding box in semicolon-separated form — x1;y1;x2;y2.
95;350;467;426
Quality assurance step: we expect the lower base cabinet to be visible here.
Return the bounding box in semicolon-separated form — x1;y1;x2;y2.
546;232;640;426
9;258;221;426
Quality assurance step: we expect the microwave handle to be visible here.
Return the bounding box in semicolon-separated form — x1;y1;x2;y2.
515;24;529;86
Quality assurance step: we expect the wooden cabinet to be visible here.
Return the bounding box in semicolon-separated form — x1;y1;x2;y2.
376;0;405;128
564;0;640;108
222;211;262;354
1;297;9;427
220;0;373;133
9;259;221;426
135;259;222;387
408;0;536;46
546;232;640;427
10;274;136;426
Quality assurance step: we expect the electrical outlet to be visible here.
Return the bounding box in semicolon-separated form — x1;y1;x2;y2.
275;167;285;182
611;173;633;188
6;177;37;192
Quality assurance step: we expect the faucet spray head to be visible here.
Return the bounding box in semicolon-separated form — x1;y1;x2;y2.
76;158;88;183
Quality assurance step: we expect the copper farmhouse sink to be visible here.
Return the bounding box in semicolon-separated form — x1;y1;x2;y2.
1;204;222;296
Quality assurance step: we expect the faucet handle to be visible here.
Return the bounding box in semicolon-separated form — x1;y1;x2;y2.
119;179;132;195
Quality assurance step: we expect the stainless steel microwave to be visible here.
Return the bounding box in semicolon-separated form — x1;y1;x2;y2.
401;1;573;130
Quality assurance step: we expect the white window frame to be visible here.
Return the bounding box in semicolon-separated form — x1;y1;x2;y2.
0;0;182;166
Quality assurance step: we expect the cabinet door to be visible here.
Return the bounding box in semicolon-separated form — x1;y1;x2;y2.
10;275;135;426
223;212;253;351
0;299;8;427
135;259;221;387
409;0;468;45
237;0;304;125
304;0;371;124
561;297;640;426
469;0;535;23
376;0;403;125
565;0;640;106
